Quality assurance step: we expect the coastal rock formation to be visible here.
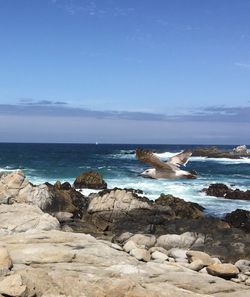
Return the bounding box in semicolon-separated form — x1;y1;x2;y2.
202;183;250;201
233;145;248;154
0;170;88;218
192;146;250;159
73;171;107;189
1;228;249;297
225;209;250;233
0;203;60;235
85;189;204;233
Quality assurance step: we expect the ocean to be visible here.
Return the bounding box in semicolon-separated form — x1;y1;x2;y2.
0;143;250;217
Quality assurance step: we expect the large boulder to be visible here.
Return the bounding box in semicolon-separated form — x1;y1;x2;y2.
0;203;60;235
0;171;88;218
206;263;239;279
85;189;204;234
155;194;204;219
73;171;107;189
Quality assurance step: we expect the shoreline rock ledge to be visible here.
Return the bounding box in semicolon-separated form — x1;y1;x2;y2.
0;170;250;296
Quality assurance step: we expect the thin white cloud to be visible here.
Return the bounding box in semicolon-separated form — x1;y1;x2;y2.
234;62;250;69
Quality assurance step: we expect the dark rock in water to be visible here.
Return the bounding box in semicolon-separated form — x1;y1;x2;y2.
73;171;107;189
155;194;204;219
225;189;250;200
202;183;230;197
202;184;250;201
192;146;250;159
225;209;250;233
45;182;88;219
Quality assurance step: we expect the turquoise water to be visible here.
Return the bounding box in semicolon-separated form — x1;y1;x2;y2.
0;143;250;217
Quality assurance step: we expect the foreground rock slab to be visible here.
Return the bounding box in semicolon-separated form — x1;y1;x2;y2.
0;230;248;297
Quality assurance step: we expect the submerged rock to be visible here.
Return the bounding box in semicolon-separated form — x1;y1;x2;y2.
73;171;107;189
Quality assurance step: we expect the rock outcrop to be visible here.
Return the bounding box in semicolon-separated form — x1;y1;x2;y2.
192;146;250;159
0;170;88;218
202;183;250;201
84;189;204;234
73;171;107;189
225;209;250;233
1;228;249;297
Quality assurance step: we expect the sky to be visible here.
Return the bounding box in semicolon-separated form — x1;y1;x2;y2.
0;0;250;144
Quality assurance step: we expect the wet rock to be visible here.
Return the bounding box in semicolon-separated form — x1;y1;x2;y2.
155;194;204;219
225;209;250;233
206;263;239;279
73;171;107;189
202;184;250;201
202;183;230;197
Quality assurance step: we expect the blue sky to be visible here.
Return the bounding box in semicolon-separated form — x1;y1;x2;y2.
0;0;250;143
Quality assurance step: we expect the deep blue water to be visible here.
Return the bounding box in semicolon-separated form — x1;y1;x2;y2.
0;143;250;217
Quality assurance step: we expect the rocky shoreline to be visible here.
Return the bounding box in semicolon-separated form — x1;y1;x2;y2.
0;170;250;296
192;145;250;159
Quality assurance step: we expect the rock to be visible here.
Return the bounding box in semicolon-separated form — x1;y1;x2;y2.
0;203;60;235
186;251;214;266
148;247;168;255
128;234;156;249
156;232;203;250
235;259;250;273
192;146;250;159
0;274;27;297
182;259;205;271
53;211;73;222
0;170;88;218
207;263;239;279
111;243;123;251
202;183;230;197
202;184;250;201
130;248;150;262
155;194;204;219
233;145;248;154
73;171;107;189
225;209;250;232
123;240;138;253
168;248;187;260
114;232;134;244
151;251;168;262
0;247;12;275
245;278;250;286
87;188;153;231
239;274;248;282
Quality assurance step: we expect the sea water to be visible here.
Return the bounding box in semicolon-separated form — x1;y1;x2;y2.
0;143;250;217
